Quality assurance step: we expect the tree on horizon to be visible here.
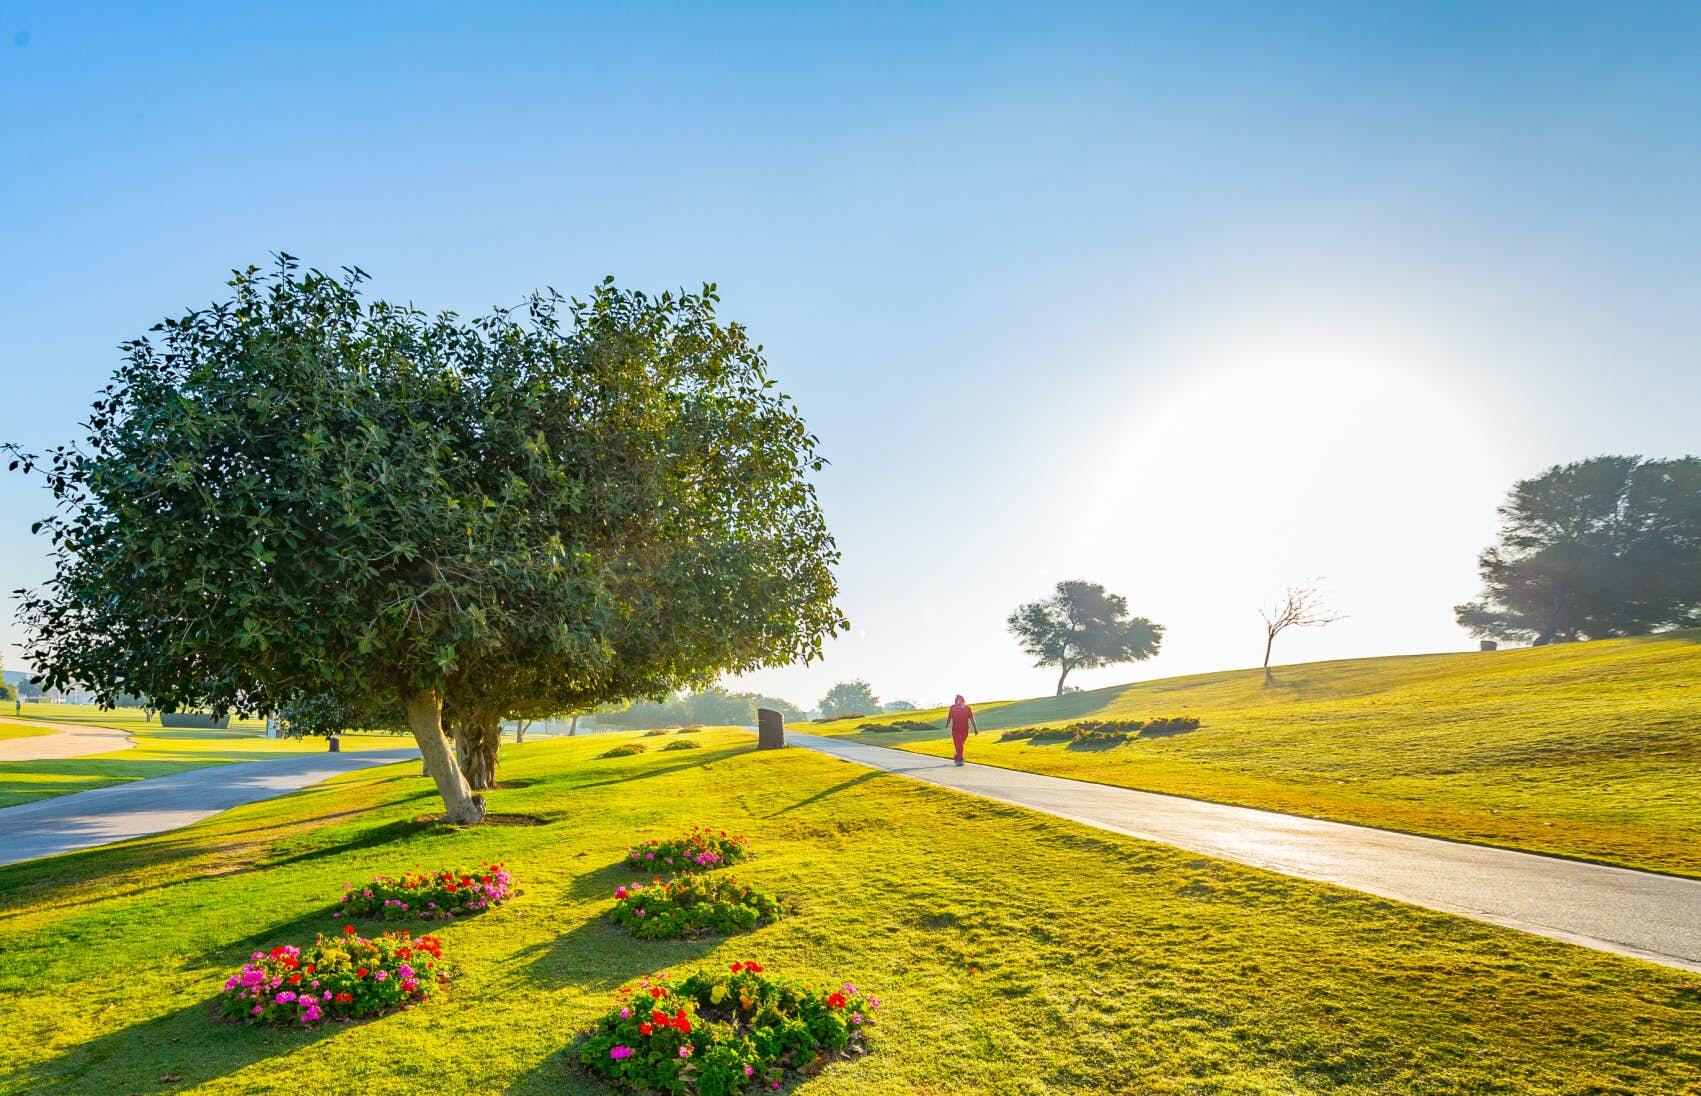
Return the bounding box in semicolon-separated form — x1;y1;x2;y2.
1008;580;1163;695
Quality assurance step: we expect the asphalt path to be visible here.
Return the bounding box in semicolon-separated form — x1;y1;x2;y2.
789;732;1701;973
0;748;418;866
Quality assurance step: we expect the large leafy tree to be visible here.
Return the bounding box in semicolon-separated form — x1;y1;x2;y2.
817;680;879;719
1008;580;1163;694
9;259;843;820
1456;456;1701;644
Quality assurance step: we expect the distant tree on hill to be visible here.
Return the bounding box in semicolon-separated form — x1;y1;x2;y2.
1260;581;1343;684
1456;456;1701;645
819;680;880;718
1008;580;1163;695
0;680;13;702
882;699;917;712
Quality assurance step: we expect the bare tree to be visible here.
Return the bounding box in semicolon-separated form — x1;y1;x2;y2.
1260;581;1344;684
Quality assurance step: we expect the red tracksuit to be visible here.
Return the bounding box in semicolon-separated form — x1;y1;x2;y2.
948;701;973;762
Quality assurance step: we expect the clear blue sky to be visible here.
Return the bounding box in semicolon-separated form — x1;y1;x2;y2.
2;3;1698;709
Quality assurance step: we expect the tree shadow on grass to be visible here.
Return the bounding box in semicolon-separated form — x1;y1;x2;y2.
3;991;350;1093
565;749;748;793
513;907;728;993
763;770;882;817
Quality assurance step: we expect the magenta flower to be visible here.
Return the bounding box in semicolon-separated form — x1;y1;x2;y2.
610;1045;635;1061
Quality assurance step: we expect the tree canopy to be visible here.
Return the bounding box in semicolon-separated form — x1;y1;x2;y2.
1008;580;1163;694
9;258;844;818
1456;456;1701;644
818;680;879;719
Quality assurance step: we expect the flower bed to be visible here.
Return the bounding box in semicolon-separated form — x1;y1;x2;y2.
627;827;749;873
337;862;514;921
219;927;444;1026
579;963;878;1093
609;875;782;939
998;716;1200;745
661;739;702;751
601;743;648;758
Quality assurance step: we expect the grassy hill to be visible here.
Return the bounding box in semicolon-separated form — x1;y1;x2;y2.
810;631;1701;877
2;728;1696;1094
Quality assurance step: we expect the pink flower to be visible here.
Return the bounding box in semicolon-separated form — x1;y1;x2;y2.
618;1007;631;1019
610;1045;635;1061
678;1045;694;1058
744;1064;755;1076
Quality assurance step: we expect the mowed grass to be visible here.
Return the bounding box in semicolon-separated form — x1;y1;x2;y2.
814;631;1701;877
0;722;52;741
1;729;1697;1094
0;703;411;808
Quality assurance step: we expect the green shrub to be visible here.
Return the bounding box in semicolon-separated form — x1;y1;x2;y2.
998;717;1201;746
577;962;878;1092
661;739;702;752
859;719;937;733
600;743;648;758
643;729;671;737
608;875;783;939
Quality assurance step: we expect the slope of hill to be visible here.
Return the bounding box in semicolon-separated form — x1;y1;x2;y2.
812;631;1701;877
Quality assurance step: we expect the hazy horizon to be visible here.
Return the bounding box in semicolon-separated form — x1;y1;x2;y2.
3;3;1698;710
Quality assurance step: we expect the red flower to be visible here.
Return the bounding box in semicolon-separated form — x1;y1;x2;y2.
304;964;315;975
357;968;369;979
651;1010;668;1025
638;1023;653;1035
650;987;664;999
334;991;354;1003
343;924;356;935
826;992;847;1009
730;962;743;974
745;961;764;973
287;973;302;985
673;1009;691;1033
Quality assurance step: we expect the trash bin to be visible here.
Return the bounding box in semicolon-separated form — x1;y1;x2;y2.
756;708;786;750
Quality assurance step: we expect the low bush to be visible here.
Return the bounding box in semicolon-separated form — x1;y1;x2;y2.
643;729;671;737
578;962;878;1093
661;739;703;752
337;862;514;921
218;927;444;1026
675;727;702;735
609;875;783;939
998;717;1201;745
627;827;749;873
601;743;648;758
857;719;937;733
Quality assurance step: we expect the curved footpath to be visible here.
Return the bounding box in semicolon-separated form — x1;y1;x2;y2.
0;718;135;761
788;732;1701;973
0;748;418;866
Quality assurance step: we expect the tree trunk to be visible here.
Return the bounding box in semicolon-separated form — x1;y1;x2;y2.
1263;631;1276;684
569;714;578;737
454;707;502;791
404;689;485;824
1055;664;1071;696
514;719;530;745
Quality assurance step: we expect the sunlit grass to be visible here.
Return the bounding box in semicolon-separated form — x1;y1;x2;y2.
0;728;1695;1094
812;630;1701;876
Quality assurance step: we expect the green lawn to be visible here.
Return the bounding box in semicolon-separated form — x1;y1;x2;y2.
0;721;53;741
811;631;1701;878
0;704;411;808
1;728;1696;1094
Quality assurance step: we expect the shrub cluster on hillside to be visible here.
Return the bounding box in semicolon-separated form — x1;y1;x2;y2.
609;876;783;939
858;719;937;733
662;739;702;751
600;743;648;758
336;862;514;921
219;928;445;1026
579;963;878;1093
999;717;1200;745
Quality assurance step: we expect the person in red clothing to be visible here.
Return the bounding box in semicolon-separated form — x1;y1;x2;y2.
946;694;977;766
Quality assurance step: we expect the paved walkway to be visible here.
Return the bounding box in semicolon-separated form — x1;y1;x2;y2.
788;732;1701;973
0;748;418;866
0;718;134;761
